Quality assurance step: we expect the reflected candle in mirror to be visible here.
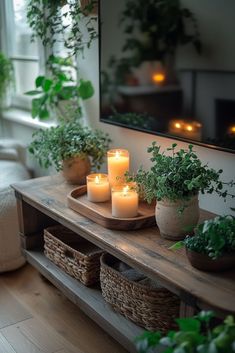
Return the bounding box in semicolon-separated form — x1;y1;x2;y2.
107;149;129;187
87;174;110;202
112;185;138;218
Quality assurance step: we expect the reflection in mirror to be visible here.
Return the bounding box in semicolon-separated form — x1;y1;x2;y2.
100;0;235;153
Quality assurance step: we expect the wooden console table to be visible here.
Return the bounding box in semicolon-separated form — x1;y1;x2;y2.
12;175;235;353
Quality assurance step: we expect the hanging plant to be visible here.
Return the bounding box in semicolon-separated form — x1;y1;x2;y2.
27;0;98;57
0;52;14;108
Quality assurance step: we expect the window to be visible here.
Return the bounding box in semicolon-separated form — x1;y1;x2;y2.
0;0;42;110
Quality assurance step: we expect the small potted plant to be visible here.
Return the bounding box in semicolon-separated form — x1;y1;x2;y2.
135;310;235;353
29;120;111;184
126;142;234;240
172;215;235;272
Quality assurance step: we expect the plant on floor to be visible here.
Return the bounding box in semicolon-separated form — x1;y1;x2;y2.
29;120;111;172
0;52;14;108
135;310;235;353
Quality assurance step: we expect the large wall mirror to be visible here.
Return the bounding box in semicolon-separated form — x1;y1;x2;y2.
99;0;235;153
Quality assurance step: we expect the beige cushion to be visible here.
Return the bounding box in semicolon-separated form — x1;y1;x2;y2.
0;160;30;272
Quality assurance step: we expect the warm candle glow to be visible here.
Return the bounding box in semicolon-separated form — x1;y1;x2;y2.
115;150;121;159
186;125;193;132
123;185;129;196
87;173;110;202
107;149;129;187
112;184;138;218
152;73;165;84
229;125;235;134
175;122;182;129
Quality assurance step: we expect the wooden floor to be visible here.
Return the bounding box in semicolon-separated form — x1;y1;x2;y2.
0;264;128;353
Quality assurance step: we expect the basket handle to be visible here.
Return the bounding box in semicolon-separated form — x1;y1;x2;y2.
64;249;75;260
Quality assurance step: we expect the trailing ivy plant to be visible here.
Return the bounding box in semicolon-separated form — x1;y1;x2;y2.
29;120;111;171
126;142;235;204
25;55;94;120
136;311;235;353
26;1;97;120
0;52;14;107
171;215;235;260
27;0;98;57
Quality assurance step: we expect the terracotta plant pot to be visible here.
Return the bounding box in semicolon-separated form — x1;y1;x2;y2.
62;155;91;184
186;249;235;272
155;195;199;240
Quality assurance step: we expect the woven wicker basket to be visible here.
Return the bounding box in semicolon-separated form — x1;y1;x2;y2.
100;253;180;332
44;225;103;286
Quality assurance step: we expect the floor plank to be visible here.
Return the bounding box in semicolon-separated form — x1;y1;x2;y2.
0;264;128;353
0;332;16;353
1;317;79;353
0;284;32;329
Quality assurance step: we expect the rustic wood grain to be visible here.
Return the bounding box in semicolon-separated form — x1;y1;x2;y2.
1;264;128;353
0;332;17;353
12;175;235;318
1;317;79;353
67;185;156;230
0;285;32;329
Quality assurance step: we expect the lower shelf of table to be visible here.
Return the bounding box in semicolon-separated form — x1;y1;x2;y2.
24;249;144;353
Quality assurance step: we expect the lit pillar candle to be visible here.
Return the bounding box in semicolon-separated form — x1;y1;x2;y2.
112;185;138;218
87;174;110;202
107;149;129;187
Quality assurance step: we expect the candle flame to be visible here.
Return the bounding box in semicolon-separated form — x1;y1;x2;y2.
175;122;181;129
186;125;193;132
229;125;235;134
115;150;120;159
152;73;165;83
123;185;129;196
95;175;100;184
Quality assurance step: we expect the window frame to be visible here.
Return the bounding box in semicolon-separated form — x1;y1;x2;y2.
0;0;46;111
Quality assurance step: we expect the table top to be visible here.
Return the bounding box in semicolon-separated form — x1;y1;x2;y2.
12;175;235;316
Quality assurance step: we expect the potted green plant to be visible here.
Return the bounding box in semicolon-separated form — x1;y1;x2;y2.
0;52;14;109
126;142;234;240
29;120;111;184
171;215;235;271
135;310;235;353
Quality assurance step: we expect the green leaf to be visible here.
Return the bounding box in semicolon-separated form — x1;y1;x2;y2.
169;241;184;251
39;109;49;119
42;79;52;92
176;318;201;333
78;80;94;99
35;76;45;88
25;90;42;96
31;98;42;118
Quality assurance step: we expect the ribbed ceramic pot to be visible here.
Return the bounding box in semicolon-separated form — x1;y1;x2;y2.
155;195;199;240
62;155;91;185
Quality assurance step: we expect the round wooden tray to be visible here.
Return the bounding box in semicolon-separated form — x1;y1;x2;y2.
67;185;156;230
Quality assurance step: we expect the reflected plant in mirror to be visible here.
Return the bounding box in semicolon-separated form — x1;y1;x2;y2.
100;0;235;153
